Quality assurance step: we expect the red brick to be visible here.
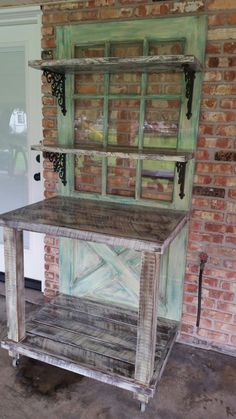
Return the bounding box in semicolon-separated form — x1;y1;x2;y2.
198;328;229;344
210;199;226;211
201;99;218;109
220;99;236;109
181;323;194;334
224;71;236;81
227;12;236;24
226;214;236;224
208;13;226;26
215;322;236;335
217;302;236;314
228;189;236;200
215;176;236;187
226;236;236;246
194;175;212;185
192;210;224;222
196;162;233;175
201;308;232;322
208;0;236;9
192;198;210;207
224;42;236;53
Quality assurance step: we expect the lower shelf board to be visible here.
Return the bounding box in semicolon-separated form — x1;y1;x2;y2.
1;293;179;398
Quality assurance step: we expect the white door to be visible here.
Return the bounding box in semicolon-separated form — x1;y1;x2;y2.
0;7;44;286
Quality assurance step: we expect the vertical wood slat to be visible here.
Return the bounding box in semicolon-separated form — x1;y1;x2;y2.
134;251;160;385
4;227;25;342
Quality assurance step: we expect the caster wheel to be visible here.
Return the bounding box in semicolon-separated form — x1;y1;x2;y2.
12;357;20;368
140;402;146;413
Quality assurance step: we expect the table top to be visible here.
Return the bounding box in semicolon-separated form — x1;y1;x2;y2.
0;196;188;253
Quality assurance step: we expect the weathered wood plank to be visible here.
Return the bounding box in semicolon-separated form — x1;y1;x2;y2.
26;322;135;364
3;227;25;342
52;294;138;325
29;55;203;74
135;252;160;385
0;196;188;253
31;144;194;163
1;339;153;397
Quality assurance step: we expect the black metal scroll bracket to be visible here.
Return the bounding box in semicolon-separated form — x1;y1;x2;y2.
176;161;187;199
43;70;67;116
45;152;67;186
183;64;196;120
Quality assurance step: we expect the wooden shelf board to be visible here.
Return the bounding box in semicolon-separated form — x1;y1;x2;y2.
0;196;189;253
28;55;203;74
31;144;194;162
1;294;178;395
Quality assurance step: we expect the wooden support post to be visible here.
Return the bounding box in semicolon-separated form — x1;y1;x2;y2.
134;252;160;398
4;227;25;342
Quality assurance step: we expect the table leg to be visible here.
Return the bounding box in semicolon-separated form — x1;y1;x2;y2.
4;227;25;342
134;252;160;403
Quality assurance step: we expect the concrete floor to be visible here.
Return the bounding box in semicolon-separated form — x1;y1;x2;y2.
0;292;236;419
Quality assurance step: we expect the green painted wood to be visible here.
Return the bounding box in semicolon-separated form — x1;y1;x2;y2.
70;241;141;308
159;223;188;321
56;16;207;311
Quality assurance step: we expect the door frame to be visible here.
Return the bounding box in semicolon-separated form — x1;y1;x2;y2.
0;6;44;287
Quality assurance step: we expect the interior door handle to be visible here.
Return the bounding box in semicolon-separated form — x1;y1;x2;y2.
34;172;41;181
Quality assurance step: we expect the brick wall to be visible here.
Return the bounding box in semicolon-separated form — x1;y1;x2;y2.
41;0;236;354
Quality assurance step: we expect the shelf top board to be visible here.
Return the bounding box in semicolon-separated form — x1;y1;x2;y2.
28;55;203;74
0;196;188;253
31;144;194;162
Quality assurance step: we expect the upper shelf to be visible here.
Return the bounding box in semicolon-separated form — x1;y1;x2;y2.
28;54;202;118
31;144;194;162
28;55;203;74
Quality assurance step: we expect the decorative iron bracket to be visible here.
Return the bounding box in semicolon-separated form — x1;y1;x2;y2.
43;70;66;116
45;152;67;186
176;161;187;199
183;65;196;120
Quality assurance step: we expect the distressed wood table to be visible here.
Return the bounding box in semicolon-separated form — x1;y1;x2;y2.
0;196;188;412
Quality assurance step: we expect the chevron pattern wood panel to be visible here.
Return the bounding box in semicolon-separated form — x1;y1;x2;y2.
71;241;141;308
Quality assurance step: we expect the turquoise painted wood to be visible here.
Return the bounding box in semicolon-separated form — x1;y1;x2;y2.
57;16;207;317
60;241;141;309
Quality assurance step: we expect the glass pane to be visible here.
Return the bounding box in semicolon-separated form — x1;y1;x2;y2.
141;160;175;202
107;157;136;198
147;40;183;95
74;45;105;95
0;47;28;244
148;40;184;55
109;41;142;95
74;99;104;145
147;72;182;95
74;155;102;194
108;99;140;147
111;42;143;57
144;99;180;148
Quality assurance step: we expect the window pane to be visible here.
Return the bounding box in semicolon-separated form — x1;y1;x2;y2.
109;42;142;95
107;157;136;198
141;160;175;202
111;42;143;57
109;73;141;95
74;45;105;95
74;99;104;144
148;40;184;55
74;155;102;193
147;72;182;95
143;99;180;148
108;99;140;147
